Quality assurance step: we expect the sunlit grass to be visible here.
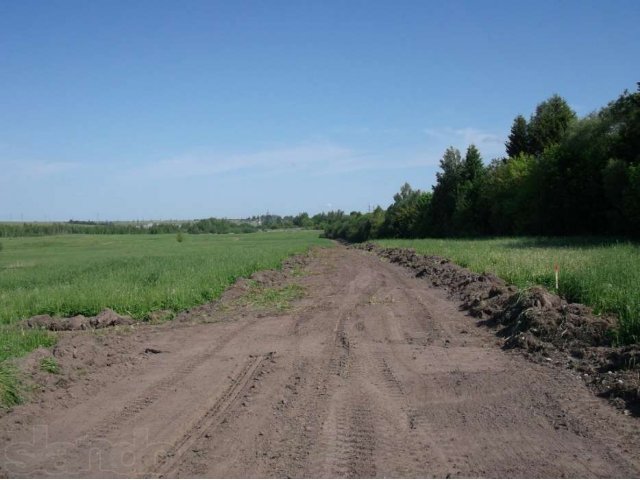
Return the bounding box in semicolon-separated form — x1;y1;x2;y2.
375;237;640;343
0;230;331;406
237;282;306;312
0;231;330;325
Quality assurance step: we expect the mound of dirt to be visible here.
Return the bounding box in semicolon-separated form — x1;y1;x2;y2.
357;243;639;413
24;308;134;331
361;244;613;352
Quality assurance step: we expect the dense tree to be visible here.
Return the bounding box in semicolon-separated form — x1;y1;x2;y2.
381;183;427;238
505;115;530;157
482;154;537;234
292;212;312;228
461;144;484;182
453;145;487;234
322;84;640;241
528;94;577;155
429;147;463;236
606;84;640;164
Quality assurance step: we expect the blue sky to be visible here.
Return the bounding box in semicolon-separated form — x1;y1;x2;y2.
1;0;638;220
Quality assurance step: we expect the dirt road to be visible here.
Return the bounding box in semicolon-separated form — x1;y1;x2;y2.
2;246;639;478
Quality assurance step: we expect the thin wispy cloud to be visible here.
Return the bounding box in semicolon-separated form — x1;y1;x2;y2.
1;160;82;177
125;144;357;179
121;126;505;183
123;142;445;181
424;127;506;160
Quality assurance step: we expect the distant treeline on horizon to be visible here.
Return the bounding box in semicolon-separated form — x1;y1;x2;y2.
0;213;331;237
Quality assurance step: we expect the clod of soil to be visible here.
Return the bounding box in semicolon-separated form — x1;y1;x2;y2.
357;243;639;414
24;308;134;331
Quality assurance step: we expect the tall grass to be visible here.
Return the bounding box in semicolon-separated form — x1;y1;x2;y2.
0;363;22;407
0;327;56;363
375;237;640;344
0;231;330;325
0;326;56;408
0;231;330;406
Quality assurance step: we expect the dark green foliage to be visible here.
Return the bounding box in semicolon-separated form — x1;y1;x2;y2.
606;83;640;165
454;145;487;235
323;85;640;241
462;145;484;182
429;147;463;236
0;213;331;238
0;363;22;407
185;218;256;234
292;212;312;228
482;154;538;234
323;211;378;243
322;185;432;242
381;183;430;238
505;115;529;157
527;94;577;155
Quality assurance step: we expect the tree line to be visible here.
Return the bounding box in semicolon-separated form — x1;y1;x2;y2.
0;212;342;237
324;84;640;241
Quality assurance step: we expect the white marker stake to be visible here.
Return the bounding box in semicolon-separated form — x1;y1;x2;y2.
554;263;559;290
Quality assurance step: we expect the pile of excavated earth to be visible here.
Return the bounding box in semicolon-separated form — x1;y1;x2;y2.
356;243;640;414
25;308;135;331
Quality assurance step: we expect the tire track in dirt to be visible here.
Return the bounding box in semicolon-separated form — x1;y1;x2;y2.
86;322;260;441
151;353;271;477
17;317;266;477
330;395;377;478
368;252;640;478
268;303;359;477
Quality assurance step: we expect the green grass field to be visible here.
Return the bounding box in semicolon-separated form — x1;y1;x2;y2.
0;231;330;325
375;237;640;343
0;231;330;376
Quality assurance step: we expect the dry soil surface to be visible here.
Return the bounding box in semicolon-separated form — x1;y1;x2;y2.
1;246;639;478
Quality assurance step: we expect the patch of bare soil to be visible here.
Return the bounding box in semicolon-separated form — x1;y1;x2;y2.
1;245;639;478
358;243;640;415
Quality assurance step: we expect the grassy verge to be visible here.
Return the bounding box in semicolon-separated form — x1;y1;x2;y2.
0;327;57;407
0;230;330;406
0;363;21;407
0;326;57;364
238;282;306;312
374;237;640;343
0;231;330;324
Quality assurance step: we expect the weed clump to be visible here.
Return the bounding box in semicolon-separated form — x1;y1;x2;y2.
238;282;305;312
40;357;61;374
0;363;21;407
